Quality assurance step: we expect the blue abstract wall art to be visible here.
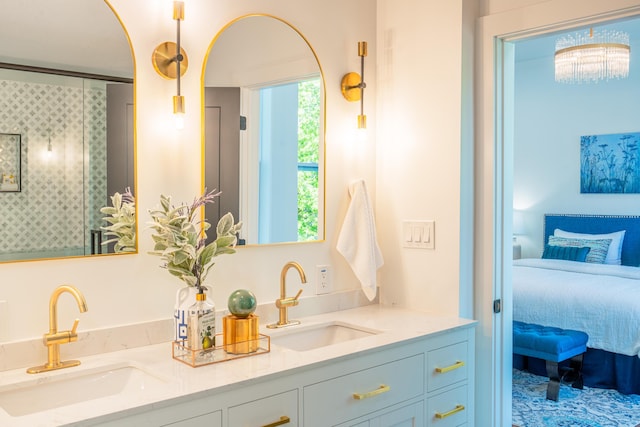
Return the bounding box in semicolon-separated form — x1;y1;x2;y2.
580;132;640;193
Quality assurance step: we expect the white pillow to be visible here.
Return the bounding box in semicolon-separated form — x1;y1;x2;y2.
553;228;626;265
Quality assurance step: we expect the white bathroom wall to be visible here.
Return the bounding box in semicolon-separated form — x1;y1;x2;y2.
0;0;376;342
375;0;474;316
481;0;547;15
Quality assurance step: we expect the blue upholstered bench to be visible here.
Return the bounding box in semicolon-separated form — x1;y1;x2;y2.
513;321;589;401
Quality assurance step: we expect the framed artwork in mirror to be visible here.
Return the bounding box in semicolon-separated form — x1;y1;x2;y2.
0;133;20;192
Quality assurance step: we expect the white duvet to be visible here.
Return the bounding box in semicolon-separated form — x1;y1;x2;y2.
513;258;640;358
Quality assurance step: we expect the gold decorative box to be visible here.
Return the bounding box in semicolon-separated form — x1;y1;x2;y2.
223;314;260;354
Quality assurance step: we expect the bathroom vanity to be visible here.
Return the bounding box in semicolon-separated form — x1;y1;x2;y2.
0;305;476;426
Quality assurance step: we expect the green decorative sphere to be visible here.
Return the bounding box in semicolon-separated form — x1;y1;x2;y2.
227;289;257;318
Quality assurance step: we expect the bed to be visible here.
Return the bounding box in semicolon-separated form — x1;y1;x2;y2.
513;214;640;395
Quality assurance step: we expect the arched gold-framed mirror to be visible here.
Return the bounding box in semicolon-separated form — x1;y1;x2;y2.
0;0;136;262
202;14;325;246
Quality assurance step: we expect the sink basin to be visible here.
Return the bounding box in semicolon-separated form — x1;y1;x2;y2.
269;321;380;352
0;362;167;417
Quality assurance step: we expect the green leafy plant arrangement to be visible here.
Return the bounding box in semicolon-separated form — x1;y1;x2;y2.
148;189;242;289
100;187;137;253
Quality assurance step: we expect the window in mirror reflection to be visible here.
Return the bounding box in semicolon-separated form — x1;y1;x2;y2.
258;78;320;243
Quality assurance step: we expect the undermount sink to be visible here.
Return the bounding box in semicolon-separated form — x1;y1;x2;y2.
0;362;167;417
269;321;381;352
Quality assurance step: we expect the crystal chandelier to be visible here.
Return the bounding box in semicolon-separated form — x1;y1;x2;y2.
555;28;630;84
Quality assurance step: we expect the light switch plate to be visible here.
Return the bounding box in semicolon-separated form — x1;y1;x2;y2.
402;220;435;249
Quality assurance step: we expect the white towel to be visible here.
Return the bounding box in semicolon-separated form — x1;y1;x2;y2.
337;180;384;301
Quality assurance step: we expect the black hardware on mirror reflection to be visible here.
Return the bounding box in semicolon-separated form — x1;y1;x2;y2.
90;230;103;255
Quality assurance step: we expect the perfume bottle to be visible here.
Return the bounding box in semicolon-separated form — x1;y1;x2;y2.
187;288;216;350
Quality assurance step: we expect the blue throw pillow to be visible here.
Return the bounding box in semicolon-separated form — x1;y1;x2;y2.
547;236;612;264
541;245;590;262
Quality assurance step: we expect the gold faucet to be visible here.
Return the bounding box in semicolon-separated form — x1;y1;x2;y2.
267;261;307;328
27;285;88;374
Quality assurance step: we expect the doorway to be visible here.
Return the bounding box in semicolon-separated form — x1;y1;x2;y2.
475;3;640;426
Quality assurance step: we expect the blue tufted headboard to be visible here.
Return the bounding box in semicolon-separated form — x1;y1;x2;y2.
544;214;640;267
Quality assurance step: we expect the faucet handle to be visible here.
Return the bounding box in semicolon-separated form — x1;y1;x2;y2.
71;318;80;334
293;289;303;300
69;318;80;341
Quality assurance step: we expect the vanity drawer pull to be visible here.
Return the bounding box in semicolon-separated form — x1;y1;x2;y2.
261;415;290;427
435;360;465;374
353;384;391;400
435;404;465;419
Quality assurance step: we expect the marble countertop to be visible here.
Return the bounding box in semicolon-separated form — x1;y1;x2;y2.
0;305;476;426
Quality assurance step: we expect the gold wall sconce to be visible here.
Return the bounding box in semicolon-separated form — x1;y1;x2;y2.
341;41;368;129
152;0;189;129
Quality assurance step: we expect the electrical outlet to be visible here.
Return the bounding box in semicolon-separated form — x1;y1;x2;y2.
316;265;332;295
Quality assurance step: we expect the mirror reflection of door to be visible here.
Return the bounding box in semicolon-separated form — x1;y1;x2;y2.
204;87;240;244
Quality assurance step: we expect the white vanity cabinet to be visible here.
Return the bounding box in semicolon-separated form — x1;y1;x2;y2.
162;411;223;427
427;335;472;426
305;327;474;427
303;353;424;426
92;397;223;427
85;316;474;427
228;389;299;426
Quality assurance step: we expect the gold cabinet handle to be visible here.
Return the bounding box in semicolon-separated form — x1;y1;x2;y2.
435;360;465;373
261;415;290;427
353;384;391;400
435;404;465;419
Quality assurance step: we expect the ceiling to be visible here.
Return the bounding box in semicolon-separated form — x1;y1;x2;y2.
0;0;132;78
2;2;637;80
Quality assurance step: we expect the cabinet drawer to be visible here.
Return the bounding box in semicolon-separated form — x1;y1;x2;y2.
303;354;424;427
228;389;298;427
163;410;222;427
428;341;468;392
427;385;468;426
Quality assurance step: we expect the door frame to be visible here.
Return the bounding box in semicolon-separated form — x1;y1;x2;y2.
475;1;640;425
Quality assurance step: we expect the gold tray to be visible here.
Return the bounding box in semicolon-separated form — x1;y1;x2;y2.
172;333;270;367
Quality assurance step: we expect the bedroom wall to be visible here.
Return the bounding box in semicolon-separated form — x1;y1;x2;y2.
513;30;640;258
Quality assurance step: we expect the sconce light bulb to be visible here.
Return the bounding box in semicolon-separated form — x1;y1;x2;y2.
358;41;368;58
173;1;185;21
357;114;367;130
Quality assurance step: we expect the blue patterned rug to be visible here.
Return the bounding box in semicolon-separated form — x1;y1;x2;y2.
513;369;640;427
